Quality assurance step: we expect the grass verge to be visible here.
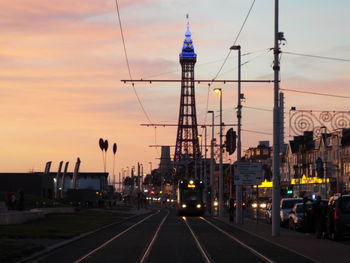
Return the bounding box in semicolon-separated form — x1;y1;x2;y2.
0;209;133;239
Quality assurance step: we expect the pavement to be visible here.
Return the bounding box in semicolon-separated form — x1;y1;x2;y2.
217;214;350;263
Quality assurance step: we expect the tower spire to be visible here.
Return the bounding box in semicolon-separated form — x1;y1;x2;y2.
175;21;200;163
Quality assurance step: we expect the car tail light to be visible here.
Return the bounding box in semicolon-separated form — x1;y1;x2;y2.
334;207;340;222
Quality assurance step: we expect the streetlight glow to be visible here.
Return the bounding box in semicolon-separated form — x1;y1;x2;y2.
213;88;222;94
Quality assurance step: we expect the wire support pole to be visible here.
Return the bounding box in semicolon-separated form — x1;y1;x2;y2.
140;124;237;127
272;0;281;237
218;90;224;217
236;47;243;224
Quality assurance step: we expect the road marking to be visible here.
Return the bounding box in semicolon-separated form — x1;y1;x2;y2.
139;210;170;263
183;216;212;263
73;211;159;263
200;217;275;263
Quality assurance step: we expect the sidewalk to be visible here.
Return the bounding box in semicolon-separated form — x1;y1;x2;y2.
217;215;350;263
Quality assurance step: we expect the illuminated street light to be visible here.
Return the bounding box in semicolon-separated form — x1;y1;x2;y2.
213;87;223;217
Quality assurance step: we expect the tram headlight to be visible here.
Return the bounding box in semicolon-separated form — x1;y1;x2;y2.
196;204;201;209
182;204;187;208
213;201;218;207
260;203;267;209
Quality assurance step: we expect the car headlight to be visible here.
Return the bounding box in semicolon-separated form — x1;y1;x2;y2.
213;201;218;207
252;203;258;208
196;204;201;209
182;204;187;208
260;203;267;208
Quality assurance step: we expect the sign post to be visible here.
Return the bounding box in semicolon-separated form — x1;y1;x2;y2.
234;162;263;186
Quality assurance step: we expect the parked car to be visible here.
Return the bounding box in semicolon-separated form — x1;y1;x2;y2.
327;194;350;240
288;202;312;231
280;198;303;225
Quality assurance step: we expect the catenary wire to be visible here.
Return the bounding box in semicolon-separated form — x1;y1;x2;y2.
283;51;350;62
281;88;350;99
115;0;153;124
203;0;257;130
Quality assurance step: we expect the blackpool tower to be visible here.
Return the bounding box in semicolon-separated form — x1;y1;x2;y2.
174;23;200;162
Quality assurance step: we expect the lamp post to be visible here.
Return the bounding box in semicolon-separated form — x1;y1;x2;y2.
208;110;215;215
230;44;243;224
214;87;223;217
198;134;203;181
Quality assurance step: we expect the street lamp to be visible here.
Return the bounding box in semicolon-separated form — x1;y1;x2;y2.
213;87;223;217
230;44;243;224
207;110;215;215
198;134;203;181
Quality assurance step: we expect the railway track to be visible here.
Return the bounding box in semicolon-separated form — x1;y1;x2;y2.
28;208;316;263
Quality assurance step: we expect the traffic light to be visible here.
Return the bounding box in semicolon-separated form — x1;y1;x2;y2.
287;186;293;195
207;186;211;195
225;128;237;155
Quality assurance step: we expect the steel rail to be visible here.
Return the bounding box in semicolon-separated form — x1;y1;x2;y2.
182;216;213;263
200;217;275;263
139;210;170;263
73;211;159;263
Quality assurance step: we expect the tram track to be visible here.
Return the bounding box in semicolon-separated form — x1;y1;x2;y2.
183;216;274;263
139;210;169;263
73;211;161;263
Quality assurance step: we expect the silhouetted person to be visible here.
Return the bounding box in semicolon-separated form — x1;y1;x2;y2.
18;190;24;211
326;197;335;238
229;198;235;222
302;197;310;233
312;196;322;238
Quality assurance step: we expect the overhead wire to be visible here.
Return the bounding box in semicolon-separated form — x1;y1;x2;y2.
283;51;350;63
115;0;153;124
202;0;257;130
280;88;350;99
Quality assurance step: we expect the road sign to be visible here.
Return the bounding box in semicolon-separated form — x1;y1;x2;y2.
234;162;263;185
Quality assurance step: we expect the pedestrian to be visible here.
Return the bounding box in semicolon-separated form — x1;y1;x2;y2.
228;198;235;222
137;192;141;210
18;189;24;211
10;192;17;210
6;191;12;210
312;196;323;238
302;197;310;233
326;197;335;239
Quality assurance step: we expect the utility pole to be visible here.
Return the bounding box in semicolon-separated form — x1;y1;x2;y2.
231;45;243;224
208;110;215;215
214;88;223;217
272;0;282;237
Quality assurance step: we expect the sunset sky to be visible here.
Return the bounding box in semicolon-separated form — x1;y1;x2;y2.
1;0;349;181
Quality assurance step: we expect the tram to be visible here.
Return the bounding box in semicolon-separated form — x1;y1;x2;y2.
177;179;205;216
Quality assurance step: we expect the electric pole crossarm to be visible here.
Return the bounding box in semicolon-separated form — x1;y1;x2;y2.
121;79;274;84
140;124;237;127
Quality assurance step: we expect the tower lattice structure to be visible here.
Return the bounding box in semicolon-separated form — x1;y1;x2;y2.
174;24;200;162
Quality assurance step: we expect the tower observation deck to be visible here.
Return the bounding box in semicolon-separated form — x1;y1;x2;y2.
174;23;201;162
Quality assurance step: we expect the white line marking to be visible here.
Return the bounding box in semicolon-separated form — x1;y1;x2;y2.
183;217;212;263
73;211;158;263
201;217;275;263
139;210;170;263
